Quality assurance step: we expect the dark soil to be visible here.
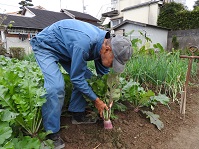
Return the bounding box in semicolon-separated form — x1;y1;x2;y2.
60;66;199;149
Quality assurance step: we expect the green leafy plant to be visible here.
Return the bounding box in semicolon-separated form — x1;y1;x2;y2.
121;79;169;130
0;56;53;148
87;73;121;129
122;80;169;111
172;35;179;50
103;73;120;121
141;111;164;130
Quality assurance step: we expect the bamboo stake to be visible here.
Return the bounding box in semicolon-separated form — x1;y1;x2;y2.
93;143;101;149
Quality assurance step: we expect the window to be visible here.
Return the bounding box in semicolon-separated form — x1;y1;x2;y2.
112;20;119;27
111;18;123;27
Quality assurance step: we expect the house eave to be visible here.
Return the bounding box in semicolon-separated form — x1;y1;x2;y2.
113;20;170;30
121;0;161;12
102;10;119;17
60;9;75;19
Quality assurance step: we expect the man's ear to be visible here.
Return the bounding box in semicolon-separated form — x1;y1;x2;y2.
105;45;112;52
100;38;112;54
100;45;110;54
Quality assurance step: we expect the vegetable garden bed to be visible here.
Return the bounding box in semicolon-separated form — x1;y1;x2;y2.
1;35;199;148
60;67;199;149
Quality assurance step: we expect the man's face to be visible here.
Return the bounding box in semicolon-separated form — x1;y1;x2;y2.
100;39;114;68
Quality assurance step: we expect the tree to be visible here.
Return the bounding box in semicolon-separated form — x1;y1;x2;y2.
0;14;14;57
19;0;34;8
193;0;199;10
193;0;199;8
18;0;34;13
157;2;185;30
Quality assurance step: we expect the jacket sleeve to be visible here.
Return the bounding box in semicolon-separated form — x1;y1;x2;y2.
70;47;97;101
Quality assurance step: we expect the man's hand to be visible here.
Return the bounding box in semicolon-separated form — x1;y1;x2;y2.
94;98;108;118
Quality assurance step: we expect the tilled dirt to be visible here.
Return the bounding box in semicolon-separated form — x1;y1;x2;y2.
60;69;199;149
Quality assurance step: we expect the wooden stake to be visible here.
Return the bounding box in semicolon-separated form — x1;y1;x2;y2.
179;46;199;115
180;91;185;114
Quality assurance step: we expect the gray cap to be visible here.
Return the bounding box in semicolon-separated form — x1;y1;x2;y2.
111;35;133;73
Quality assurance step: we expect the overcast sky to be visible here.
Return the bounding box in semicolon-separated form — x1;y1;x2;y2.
0;0;111;18
0;0;196;18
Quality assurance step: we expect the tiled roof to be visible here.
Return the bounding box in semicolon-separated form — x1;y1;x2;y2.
113;19;170;30
61;9;100;26
66;9;99;22
2;7;100;30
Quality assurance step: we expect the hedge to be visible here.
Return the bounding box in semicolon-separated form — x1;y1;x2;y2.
157;2;199;30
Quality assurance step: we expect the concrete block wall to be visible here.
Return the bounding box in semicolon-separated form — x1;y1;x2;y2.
167;29;199;51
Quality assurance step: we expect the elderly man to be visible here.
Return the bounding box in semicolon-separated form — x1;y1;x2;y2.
30;19;132;149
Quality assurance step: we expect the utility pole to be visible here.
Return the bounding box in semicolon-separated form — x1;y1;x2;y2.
82;0;87;13
60;0;61;10
82;0;85;13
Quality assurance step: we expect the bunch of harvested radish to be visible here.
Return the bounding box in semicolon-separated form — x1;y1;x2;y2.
103;101;113;129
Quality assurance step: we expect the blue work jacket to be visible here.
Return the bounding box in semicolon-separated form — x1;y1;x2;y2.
31;19;110;101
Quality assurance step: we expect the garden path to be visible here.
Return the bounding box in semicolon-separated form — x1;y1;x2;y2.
160;87;199;149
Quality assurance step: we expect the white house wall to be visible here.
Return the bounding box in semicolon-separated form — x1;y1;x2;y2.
24;8;35;17
24;11;33;17
123;4;159;25
148;4;159;25
114;24;168;49
118;0;153;10
6;37;32;54
114;0;151;18
1;31;6;42
119;0;138;11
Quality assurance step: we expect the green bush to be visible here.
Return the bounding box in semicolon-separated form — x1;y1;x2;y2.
172;35;179;50
0;43;6;55
158;2;199;30
9;47;25;59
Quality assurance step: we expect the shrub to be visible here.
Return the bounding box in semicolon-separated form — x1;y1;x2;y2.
158;2;199;30
9;47;25;59
0;43;6;55
172;35;179;50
